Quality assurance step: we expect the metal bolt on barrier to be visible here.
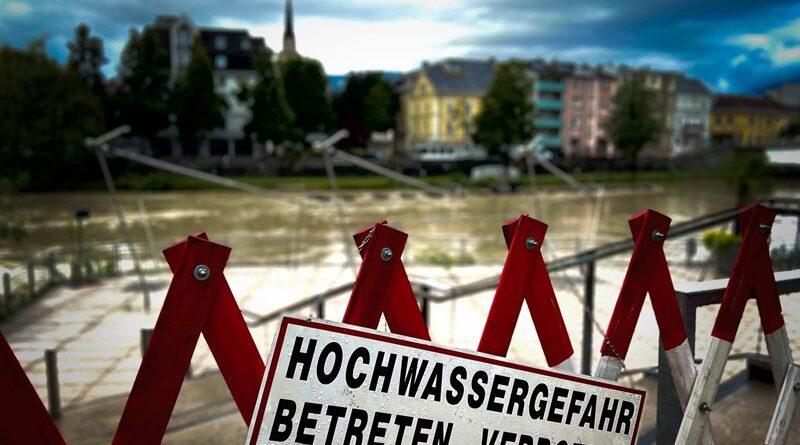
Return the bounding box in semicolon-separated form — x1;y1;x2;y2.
699;402;712;413
380;247;393;262
652;230;665;241
525;237;538;250
760;223;772;234
794;381;800;393
193;264;210;281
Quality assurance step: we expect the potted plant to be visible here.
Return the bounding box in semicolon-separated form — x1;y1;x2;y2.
702;230;742;277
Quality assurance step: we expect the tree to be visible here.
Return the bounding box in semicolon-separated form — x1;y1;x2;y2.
721;149;772;209
605;75;661;165
172;38;227;146
67;24;107;98
281;57;332;139
473;60;535;160
238;49;295;145
0;42;104;189
333;72;397;147
112;28;171;141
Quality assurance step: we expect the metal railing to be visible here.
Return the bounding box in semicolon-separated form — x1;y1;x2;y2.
653;269;800;444
243;197;800;378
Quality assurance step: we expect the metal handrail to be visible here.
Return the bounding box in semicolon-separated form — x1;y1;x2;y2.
243;197;800;326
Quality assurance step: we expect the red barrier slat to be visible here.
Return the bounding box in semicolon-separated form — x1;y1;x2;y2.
478;215;574;367
354;223;431;340
0;331;66;445
113;236;231;445
163;233;265;425
601;209;687;359
711;204;784;342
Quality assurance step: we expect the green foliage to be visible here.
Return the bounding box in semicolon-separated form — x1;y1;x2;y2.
0;43;104;189
172;38;227;144
719;150;773;206
112;28;171;139
281;57;333;139
605;76;661;162
67;24;107;98
333;72;397;147
238;50;295;144
473;60;535;160
701;230;741;254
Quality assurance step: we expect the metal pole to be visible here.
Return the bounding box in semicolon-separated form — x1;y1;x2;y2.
47;252;57;282
27;261;35;299
322;148;358;276
317;299;325;319
76;215;84;278
94;146;151;312
140;328;153;357
421;297;430;327
137;198;161;271
45;349;61;419
581;259;595;375
3;272;14;314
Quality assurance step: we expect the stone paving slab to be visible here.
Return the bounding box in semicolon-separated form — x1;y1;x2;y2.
1;262;798;443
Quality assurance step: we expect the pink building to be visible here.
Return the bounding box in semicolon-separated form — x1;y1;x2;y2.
561;67;618;158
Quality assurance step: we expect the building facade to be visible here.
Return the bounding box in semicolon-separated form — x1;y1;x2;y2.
150;15;268;158
561;65;618;158
710;95;797;147
672;77;712;155
767;82;800;109
528;60;574;156
398;59;493;150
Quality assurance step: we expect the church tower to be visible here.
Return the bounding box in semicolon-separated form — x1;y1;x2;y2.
279;0;299;60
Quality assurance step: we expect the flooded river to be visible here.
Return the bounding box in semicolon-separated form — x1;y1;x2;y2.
4;179;769;268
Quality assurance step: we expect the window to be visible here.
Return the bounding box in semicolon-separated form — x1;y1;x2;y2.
601;80;610;91
178;30;191;46
179;51;190;66
465;103;472;115
214;35;227;50
240;38;251;51
571;117;581;128
446;122;454;136
214;55;228;69
601;98;609;110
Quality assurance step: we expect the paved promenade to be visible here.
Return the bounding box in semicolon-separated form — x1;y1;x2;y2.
1;261;798;443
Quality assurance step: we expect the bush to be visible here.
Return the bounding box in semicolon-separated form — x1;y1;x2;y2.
701;230;741;254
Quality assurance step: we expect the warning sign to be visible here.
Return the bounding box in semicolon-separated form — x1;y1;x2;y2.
246;317;645;445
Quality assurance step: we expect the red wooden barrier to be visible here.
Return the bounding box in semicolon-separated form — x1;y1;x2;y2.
113;234;264;445
477;215;574;367
343;221;430;340
677;203;790;444
0;331;66;445
597;209;687;375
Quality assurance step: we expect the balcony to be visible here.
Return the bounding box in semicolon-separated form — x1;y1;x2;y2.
538;81;565;93
539;135;562;148
535;117;562;129
537;99;563;111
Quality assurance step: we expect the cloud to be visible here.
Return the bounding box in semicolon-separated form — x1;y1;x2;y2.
728;18;800;67
1;0;799;93
4;1;31;15
731;54;748;67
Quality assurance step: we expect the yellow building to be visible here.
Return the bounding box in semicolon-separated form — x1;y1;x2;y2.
398;59;494;150
710;95;796;147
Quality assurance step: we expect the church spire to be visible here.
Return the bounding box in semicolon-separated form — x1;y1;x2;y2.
284;0;294;39
280;0;298;60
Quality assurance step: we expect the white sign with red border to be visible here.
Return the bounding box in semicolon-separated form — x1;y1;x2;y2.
246;317;646;445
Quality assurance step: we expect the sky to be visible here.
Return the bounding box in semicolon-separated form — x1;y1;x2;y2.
1;0;799;94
